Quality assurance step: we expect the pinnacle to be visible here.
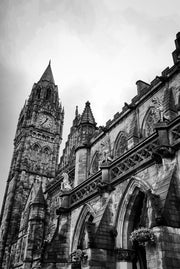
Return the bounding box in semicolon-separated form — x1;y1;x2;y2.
39;61;55;84
75;106;79;117
32;183;46;206
80;101;96;126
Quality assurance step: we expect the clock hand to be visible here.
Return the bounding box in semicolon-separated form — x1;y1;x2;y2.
42;118;48;125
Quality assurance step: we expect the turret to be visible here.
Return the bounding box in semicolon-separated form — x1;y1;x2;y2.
74;101;96;186
24;183;46;267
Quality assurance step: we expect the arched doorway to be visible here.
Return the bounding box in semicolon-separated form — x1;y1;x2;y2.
115;177;151;269
129;191;147;269
71;205;95;269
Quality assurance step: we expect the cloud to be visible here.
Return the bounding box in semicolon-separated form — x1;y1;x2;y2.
1;0;180;211
122;8;180;48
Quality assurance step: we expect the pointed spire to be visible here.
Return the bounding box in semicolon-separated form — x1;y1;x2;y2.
73;106;80;127
39;61;55;84
75;106;79;117
80;101;96;126
32;183;46;206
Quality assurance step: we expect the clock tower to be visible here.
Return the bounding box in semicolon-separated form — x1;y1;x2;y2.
0;62;64;267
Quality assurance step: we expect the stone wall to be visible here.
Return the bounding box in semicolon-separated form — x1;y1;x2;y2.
146;226;180;269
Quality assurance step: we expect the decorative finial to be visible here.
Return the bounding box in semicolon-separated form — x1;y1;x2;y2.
49;59;51;66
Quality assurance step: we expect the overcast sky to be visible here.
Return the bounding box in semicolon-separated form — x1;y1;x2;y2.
0;0;180;208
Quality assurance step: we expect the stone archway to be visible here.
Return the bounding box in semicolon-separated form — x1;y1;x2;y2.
71;204;95;269
115;177;152;269
71;204;95;253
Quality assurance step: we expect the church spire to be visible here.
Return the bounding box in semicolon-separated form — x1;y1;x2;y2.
39;61;55;84
80;101;96;126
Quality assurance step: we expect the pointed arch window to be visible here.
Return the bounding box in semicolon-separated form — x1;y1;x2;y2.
45;88;51;100
142;107;160;138
90;151;99;174
42;146;51;163
114;131;128;158
31;143;41;160
36;87;41;99
43;146;50;155
32;144;40;152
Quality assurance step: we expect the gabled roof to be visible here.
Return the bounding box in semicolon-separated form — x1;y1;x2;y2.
39;61;55;84
80;101;96;126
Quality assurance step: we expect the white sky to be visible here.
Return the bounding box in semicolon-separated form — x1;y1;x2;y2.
0;0;180;208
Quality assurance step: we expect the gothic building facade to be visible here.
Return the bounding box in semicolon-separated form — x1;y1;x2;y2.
1;33;180;269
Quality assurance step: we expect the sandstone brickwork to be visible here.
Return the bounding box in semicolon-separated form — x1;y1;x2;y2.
1;34;180;269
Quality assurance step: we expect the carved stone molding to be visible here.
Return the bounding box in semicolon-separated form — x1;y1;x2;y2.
56;207;70;215
152;145;175;163
97;182;115;195
115;248;136;262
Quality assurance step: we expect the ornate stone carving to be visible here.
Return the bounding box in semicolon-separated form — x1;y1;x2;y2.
114;132;128;158
97;182;115;195
90;151;100;174
99;134;113;164
171;122;180;142
115;248;136;262
143;97;165;137
152;145;175;163
61;173;72;191
151;96;164;122
70;175;102;206
111;138;159;180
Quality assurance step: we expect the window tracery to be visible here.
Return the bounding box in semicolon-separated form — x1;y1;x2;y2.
32;144;40;152
143;107;160;137
45;88;51;100
31;144;41;161
114;132;128;158
42;147;51;163
90;152;99;174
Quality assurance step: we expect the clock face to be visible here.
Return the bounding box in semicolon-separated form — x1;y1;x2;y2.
37;114;53;128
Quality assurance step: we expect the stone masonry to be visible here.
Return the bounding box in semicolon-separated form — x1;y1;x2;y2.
1;33;180;269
